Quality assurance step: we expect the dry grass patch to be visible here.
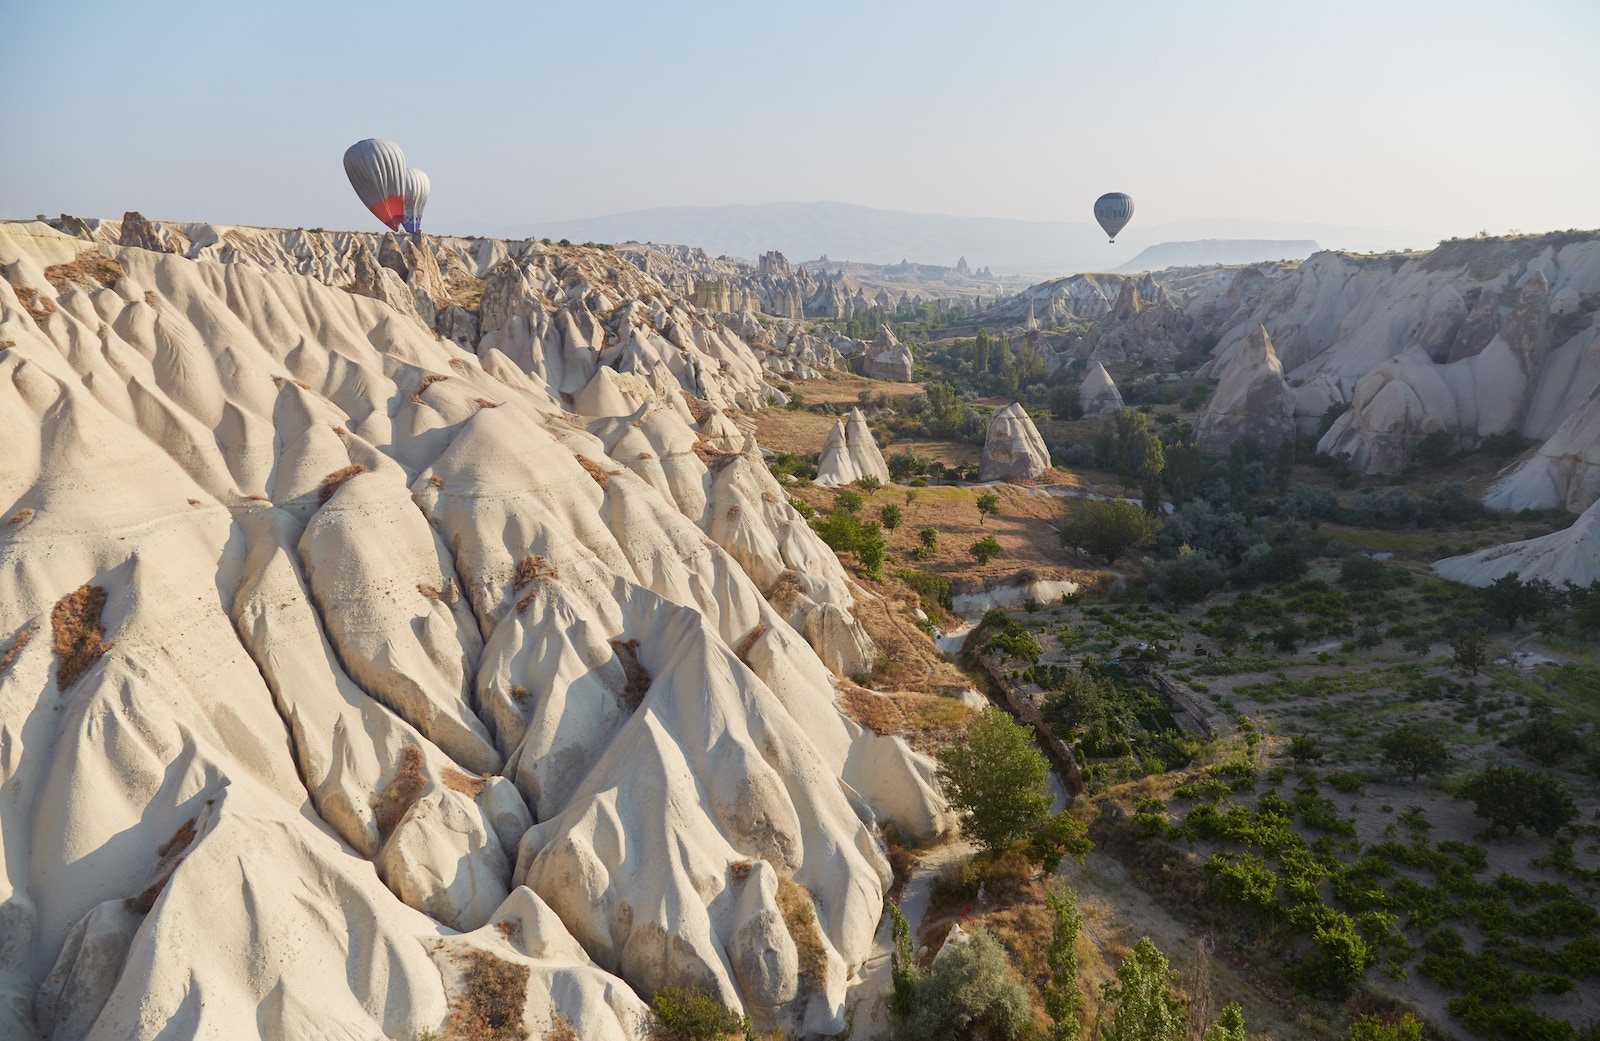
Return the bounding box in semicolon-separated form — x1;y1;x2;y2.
493;918;522;944
14;285;55;325
447;948;530;1041
316;463;369;506
513;555;559;613
418;583;442;600
412;373;448;403
1;625;37;674
692;438;741;470
733;623;766;665
43;251;123;292
682;396;711;425
776;877;828;995
7;507;35;526
576;455;621;488
763;571;803;612
123;817;196;915
475;397;500;409
442;768;486;798
51;583;113;691
610;639;651;709
373;745;428;837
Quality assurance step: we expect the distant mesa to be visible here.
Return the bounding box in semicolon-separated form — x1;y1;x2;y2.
1116;239;1319;273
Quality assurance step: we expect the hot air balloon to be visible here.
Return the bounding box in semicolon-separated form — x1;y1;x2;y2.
1094;192;1134;243
401;168;429;234
343;139;407;231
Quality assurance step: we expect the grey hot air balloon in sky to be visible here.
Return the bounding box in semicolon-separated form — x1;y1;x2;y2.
401;168;429;234
342;138;408;231
1094;192;1135;243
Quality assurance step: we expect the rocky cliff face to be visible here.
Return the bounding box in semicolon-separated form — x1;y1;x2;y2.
1434;496;1600;588
978;403;1051;481
815;409;891;488
859;325;913;382
1194;325;1297;456
0;219;953;1040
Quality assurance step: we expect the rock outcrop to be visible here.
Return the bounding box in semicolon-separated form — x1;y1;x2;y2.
979;403;1051;481
1434;498;1600;588
815;408;891;488
1194;325;1297;456
1484;386;1600;513
1078;361;1125;418
0;220;950;1040
859;325;913;382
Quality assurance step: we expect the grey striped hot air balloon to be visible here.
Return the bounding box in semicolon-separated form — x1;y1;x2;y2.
342;139;408;231
1094;192;1135;243
401;168;429;234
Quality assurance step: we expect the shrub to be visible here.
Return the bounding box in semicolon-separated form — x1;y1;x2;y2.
891;928;1032;1041
1460;765;1577;838
833;490;862;513
51;583;113;690
975;491;1001;524
1379;724;1450;781
649;987;740;1041
880;503;902;530
1099;937;1184;1041
1043;888;1084;1040
1062;499;1159;563
449;949;531;1041
969;535;1003;564
855;475;882;492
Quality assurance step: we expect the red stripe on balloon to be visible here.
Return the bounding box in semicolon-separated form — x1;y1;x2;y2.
371;195;406;230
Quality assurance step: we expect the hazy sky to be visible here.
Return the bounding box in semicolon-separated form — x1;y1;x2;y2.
3;0;1597;239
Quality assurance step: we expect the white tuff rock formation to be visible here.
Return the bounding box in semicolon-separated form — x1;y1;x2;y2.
1433;498;1600;588
0;219;953;1040
979;403;1051;481
1195;325;1297;456
859;325;913;382
1078;361;1125;418
1484;386;1600;513
815;409;891;488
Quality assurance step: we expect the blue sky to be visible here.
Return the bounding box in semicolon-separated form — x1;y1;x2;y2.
2;0;1596;239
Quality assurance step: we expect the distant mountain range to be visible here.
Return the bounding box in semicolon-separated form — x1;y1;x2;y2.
444;201;1420;276
1115;239;1320;273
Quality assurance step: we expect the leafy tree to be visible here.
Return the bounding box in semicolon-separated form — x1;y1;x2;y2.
1025;812;1093;873
1061;499;1159;564
969;535;1004;564
1504;715;1586;766
1099;937;1184;1041
1204;1003;1247;1041
1345;1012;1424;1041
976;491;1001;525
880;503;902;530
1450;626;1490;676
918;527;939;551
890;928;1032;1041
1163;442;1204;504
1273;437;1297;493
1416;429;1455;467
1043;888;1084;1041
855;522;886;580
1270;620;1306;653
1040;673;1109;734
1460;764;1577;838
1142;436;1165;516
855;475;882;493
833;490;862;514
936;707;1052;855
1110;409;1151;477
1291;908;1373;993
1378;724;1449;781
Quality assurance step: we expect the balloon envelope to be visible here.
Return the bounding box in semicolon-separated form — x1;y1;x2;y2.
401;168;429;234
1094;192;1134;242
343;139;407;231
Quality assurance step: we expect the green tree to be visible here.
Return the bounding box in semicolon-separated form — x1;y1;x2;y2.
969;535;1004;565
976;491;1001;525
1460;764;1578;838
918;527;939;551
1163;442;1204;505
1060;499;1159;564
1378;723;1449;781
1273;437;1297;493
1110;409;1150;477
1203;1003;1246;1041
1450;626;1490;676
1344;1012;1424;1041
890;928;1032;1041
888;901;918;1018
880;503;903;530
1142;436;1165;516
1099;937;1184;1041
1040;673;1109;734
1043;888;1084;1041
833;490;862;514
856;522;886;580
936;707;1052;856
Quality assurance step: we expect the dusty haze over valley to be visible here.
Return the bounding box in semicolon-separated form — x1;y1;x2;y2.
2;3;1599;1041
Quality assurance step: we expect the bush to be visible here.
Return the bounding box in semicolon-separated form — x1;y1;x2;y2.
880;503;902;530
969;535;1004;564
1416;429;1455;467
1379;723;1450;781
891;928;1033;1041
1503;715;1587;767
1099;937;1184;1041
650;987;740;1041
